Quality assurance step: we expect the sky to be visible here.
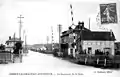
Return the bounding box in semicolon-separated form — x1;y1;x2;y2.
0;0;120;45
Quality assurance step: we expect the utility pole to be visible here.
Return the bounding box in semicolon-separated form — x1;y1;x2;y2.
23;30;26;54
58;24;62;53
89;18;91;30
46;36;49;51
46;36;49;45
17;15;24;40
25;35;28;54
78;21;84;53
13;32;16;46
51;26;54;52
23;30;25;41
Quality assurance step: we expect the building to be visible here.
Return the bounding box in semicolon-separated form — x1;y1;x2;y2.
61;21;116;58
76;29;116;56
61;22;90;57
5;36;23;52
114;42;120;55
61;30;69;57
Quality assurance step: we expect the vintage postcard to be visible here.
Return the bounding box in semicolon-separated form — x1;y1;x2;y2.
0;0;120;77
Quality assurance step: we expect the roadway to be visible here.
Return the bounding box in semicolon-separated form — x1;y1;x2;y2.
0;50;119;77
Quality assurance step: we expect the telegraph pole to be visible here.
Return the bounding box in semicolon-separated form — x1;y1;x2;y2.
51;26;54;52
46;36;49;45
23;30;26;54
25;35;28;54
23;30;25;41
89;18;91;30
58;24;62;53
13;32;16;45
17;15;24;40
78;21;84;52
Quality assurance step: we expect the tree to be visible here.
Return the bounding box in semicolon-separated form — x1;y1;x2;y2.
0;44;5;50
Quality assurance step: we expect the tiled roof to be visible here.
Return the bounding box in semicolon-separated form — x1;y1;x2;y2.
61;26;90;38
77;31;116;41
6;38;23;43
61;25;116;41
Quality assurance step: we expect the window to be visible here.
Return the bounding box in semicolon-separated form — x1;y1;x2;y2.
88;47;92;54
101;42;104;45
70;49;73;54
97;42;100;45
84;42;87;45
93;42;96;45
88;42;91;45
104;48;111;55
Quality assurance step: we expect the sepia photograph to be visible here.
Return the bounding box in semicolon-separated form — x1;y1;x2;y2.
0;0;120;77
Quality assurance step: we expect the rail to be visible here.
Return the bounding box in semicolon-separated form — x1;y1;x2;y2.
0;51;13;63
75;54;120;66
0;50;23;63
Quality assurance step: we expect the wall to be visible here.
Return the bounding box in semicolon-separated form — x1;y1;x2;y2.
82;40;115;55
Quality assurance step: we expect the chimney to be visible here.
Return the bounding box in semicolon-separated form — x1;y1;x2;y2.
9;36;11;40
110;29;112;37
81;21;84;29
69;26;72;30
78;21;84;29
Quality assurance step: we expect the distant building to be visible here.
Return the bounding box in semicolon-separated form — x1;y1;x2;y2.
40;46;47;51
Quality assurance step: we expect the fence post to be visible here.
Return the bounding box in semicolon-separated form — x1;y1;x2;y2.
5;53;6;63
97;58;99;64
85;57;87;64
104;58;106;66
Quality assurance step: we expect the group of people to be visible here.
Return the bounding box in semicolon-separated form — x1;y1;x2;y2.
95;49;109;55
78;49;110;56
